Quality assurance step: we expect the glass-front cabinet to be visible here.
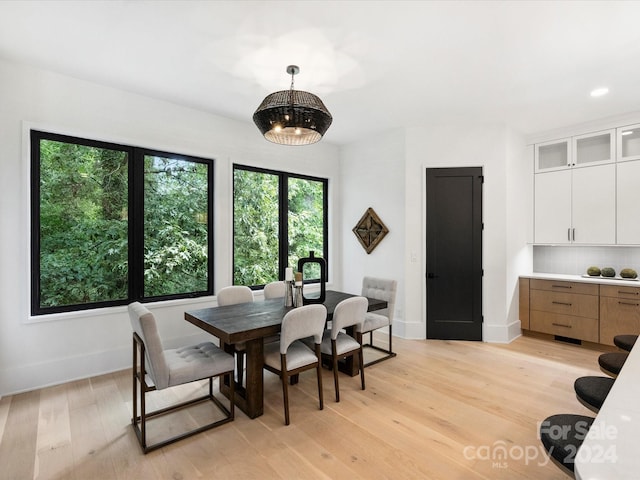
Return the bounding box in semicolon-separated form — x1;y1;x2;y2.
617;123;640;162
535;138;570;172
535;130;615;172
573;129;615;167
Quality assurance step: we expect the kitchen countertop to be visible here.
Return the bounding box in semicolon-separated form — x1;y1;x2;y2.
520;272;640;287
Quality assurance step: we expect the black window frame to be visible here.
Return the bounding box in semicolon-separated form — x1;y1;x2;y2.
232;164;329;289
30;130;215;315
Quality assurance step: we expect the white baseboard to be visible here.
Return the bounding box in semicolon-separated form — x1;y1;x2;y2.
0;332;208;397
483;320;522;343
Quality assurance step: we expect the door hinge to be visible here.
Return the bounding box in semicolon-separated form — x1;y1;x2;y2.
481;269;484;276
479;175;484;183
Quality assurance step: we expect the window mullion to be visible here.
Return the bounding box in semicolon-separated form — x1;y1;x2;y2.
279;174;289;278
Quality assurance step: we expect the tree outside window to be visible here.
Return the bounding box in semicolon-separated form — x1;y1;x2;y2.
233;165;327;287
31;131;213;315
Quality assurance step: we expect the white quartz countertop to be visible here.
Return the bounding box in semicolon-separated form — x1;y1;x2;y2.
520;272;640;287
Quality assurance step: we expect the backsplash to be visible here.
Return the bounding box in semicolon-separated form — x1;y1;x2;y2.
533;246;640;276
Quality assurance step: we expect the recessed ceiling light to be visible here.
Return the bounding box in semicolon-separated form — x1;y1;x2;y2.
590;87;609;97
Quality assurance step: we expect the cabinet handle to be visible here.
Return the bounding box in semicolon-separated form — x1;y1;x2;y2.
552;301;572;306
618;301;640;306
551;285;572;289
568;228;571;241
618;291;639;296
572;228;575;241
552;322;572;328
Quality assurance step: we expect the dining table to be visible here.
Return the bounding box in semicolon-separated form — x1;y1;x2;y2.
184;290;387;418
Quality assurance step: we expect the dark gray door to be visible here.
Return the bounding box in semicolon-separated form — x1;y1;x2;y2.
426;167;483;340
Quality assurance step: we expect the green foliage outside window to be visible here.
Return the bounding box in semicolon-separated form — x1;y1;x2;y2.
233;167;326;287
39;140;129;307
143;155;209;297
35;134;212;313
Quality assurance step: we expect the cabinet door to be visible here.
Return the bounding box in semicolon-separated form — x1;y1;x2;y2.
617;123;640;162
573;129;615;168
535;138;570;172
572;164;616;244
617;160;640;244
534;170;571;243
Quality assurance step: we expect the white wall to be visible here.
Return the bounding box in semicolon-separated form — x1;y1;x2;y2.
339;129;406;332
0;59;341;396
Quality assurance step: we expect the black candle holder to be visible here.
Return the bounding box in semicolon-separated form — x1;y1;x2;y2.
297;250;327;305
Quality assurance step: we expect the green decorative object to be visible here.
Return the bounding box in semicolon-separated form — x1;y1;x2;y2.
620;268;638;279
601;267;616;278
587;266;601;276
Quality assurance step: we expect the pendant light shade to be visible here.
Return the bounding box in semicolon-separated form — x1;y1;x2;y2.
253;65;332;146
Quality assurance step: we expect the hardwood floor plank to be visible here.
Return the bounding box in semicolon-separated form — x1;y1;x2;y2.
0;391;39;480
0;335;612;479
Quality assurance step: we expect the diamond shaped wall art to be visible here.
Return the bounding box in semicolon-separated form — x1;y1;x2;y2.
352;207;389;254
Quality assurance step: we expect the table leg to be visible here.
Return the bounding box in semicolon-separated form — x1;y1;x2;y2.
220;338;264;418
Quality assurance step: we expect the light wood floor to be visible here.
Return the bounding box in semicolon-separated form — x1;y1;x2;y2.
0;334;611;480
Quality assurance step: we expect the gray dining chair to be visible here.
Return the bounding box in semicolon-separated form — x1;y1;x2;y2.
263;304;327;425
574;376;615;413
264;280;286;299
321;296;368;402
357;277;397;367
128;302;234;453
217;285;254;386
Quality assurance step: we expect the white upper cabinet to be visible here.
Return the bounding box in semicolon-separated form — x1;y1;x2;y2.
617;123;640;162
535;138;570;172
534;164;616;245
573;129;615;168
571;164;616;244
617;160;640;244
535;130;614;173
534;170;572;244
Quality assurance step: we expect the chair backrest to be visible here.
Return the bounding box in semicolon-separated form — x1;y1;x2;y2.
280;304;327;354
217;285;254;306
361;277;397;324
331;296;368;340
264;281;286;299
128;302;170;390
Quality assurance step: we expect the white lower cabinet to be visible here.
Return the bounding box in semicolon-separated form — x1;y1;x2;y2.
534;164;615;244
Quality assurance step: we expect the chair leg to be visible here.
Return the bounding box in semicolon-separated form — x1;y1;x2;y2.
280;354;290;425
332;340;340;402
315;344;324;410
358;334;365;391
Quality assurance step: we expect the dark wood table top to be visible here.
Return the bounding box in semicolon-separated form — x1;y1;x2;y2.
184;290;386;344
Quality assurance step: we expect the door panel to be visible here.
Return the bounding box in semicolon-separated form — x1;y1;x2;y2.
426;167;483;340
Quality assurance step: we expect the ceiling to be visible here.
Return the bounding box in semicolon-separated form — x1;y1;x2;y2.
2;0;640;145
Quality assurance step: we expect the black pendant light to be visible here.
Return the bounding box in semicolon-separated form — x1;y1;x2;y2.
253;65;332;146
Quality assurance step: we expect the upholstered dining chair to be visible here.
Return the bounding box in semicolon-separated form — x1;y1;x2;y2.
357;277;397;367
264;280;286;299
263;304;327;425
217;285;254;386
320;296;368;402
128;302;234;453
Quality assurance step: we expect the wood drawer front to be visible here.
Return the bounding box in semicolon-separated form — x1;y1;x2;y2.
600;284;640;299
530;311;599;343
530;279;599;296
529;290;598;319
519;278;530;329
599;296;640;346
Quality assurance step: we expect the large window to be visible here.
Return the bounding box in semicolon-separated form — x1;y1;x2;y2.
31;130;213;315
233;165;328;287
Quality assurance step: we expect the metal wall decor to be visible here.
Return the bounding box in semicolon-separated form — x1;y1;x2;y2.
352;207;389;254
